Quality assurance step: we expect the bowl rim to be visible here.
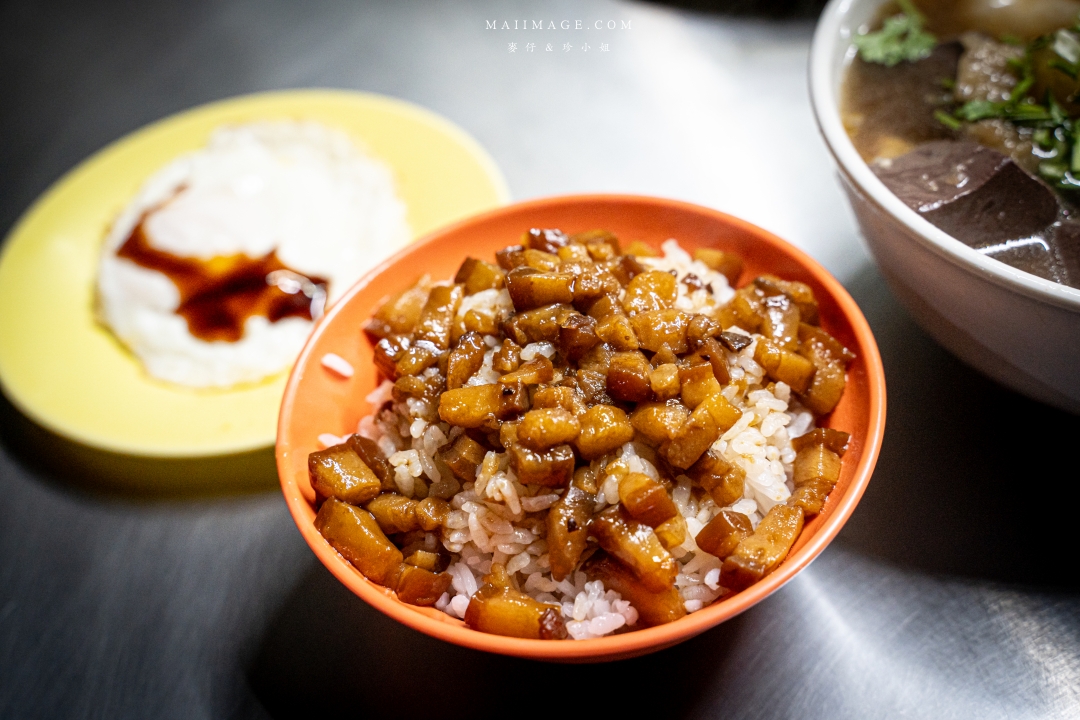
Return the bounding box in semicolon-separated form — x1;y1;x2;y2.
809;0;1080;314
276;193;887;661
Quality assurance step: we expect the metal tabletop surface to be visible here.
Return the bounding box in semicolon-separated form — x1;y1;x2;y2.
2;1;1078;718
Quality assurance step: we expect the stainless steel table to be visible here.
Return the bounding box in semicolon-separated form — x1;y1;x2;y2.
2;1;1077;718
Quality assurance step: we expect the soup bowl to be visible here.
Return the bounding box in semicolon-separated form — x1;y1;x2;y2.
810;0;1080;414
276;194;886;662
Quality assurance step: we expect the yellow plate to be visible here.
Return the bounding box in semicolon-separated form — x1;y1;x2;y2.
0;90;509;458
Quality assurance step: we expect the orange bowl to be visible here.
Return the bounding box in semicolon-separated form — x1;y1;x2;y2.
276;194;886;662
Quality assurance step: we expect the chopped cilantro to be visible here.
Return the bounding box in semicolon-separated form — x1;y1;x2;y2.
927;13;1080;191
853;0;936;67
1049;59;1080;79
933;110;962;131
1054;28;1080;64
1049;95;1070;125
1034;128;1055;147
1010;73;1035;103
953;100;1000;122
1049;29;1080;78
952;99;1051;124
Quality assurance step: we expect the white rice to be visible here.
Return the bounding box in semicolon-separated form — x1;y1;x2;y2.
321;352;355;378
520;342;557;361
640;239;736;313
317;432;349;449
338;240;813;639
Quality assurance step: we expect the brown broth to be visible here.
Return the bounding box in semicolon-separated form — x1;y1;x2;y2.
117;220;328;343
841;43;961;162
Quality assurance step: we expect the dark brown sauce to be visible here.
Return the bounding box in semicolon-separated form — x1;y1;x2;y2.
117;220;328;342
